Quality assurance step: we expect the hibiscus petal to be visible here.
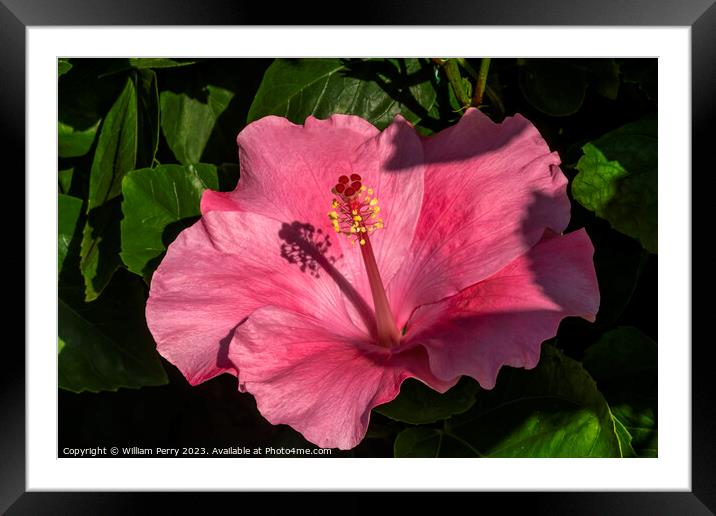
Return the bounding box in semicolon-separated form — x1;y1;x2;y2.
146;209;368;386
201;114;424;308
406;229;599;389
230;306;457;450
389;108;571;325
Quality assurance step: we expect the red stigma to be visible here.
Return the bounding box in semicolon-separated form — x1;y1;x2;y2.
335;183;346;193
350;173;362;182
338;175;350;184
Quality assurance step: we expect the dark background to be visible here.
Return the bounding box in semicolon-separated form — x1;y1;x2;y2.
58;57;657;458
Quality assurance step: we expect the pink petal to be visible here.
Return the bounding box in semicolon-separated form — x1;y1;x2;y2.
388;108;571;326
406;229;599;389
230;306;457;450
146;209;367;386
202;114;425;313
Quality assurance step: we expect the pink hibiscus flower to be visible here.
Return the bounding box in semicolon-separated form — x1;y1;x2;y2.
146;108;599;450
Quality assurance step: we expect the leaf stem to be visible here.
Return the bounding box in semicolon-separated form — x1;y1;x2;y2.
472;58;491;107
441;59;471;111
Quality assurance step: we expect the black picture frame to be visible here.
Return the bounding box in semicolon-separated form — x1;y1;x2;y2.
4;0;712;512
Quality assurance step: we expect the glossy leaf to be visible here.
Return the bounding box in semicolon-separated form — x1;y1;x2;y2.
120;164;221;279
375;377;478;425
518;59;588;116
395;345;621;457
58;271;168;393
247;58;438;129
58;194;83;276
159;76;234;165
80;77;138;301
583;326;658;457
572;117;657;253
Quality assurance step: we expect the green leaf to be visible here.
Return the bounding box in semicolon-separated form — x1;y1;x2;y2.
120;164;221;279
247;58;438;130
86;76;138;210
613;415;638;458
375;377;478;425
572;117;657;253
129;58;197;69
80;76;138;301
518;59;588;116
58;120;100;158
58;194;83;277
583;326;658;457
395;345;621;457
58;271;168;393
58;58;73;77
159;75;234;165
58;167;74;194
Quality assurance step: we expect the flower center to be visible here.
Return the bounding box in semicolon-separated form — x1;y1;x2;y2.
328;174;400;348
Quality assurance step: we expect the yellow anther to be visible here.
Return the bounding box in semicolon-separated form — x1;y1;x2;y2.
354;215;362;222
361;227;367;233
331;200;338;208
364;196;371;202
351;209;358;216
360;186;367;192
373;206;380;214
350;227;357;233
370;198;378;206
328;211;338;219
367;188;374;195
359;239;366;246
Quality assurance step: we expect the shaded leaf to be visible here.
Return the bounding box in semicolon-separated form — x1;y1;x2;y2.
584;59;620;100
583;326;658;457
395;345;621;457
572;117;657;253
619;58;657;100
58;271;167;393
519;59;588;116
120;164;221;279
375;377;478;425
247;58;438;130
58;194;83;276
135;69;160;168
588;222;648;327
80;77;138;301
394;427;480;458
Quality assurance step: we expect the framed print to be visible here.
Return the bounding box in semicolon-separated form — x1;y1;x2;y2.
4;0;712;512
